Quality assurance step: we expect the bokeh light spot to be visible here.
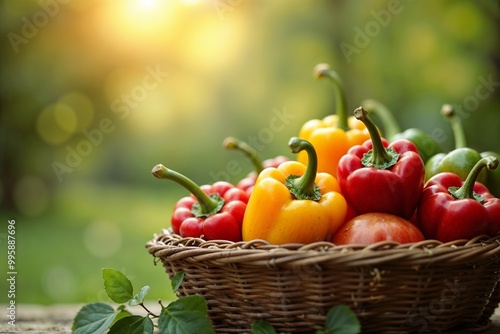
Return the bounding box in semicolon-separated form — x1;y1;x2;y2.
401;23;438;65
54;102;78;134
443;2;483;43
58;91;95;131
42;266;76;302
84;221;123;258
13;176;50;217
36;105;73;145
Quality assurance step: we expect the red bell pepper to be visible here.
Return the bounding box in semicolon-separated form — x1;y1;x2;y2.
152;164;249;242
223;136;289;196
337;107;425;220
416;156;500;242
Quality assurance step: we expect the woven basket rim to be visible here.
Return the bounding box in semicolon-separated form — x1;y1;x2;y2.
146;229;500;267
146;230;500;332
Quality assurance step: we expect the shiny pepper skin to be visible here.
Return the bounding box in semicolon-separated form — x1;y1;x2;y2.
417;156;500;242
152;165;249;242
236;156;290;196
242;137;347;244
337;107;425;220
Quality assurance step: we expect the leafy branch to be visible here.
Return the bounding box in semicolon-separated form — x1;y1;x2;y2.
72;269;214;334
72;269;361;334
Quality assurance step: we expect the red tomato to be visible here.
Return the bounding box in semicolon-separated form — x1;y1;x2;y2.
331;212;425;245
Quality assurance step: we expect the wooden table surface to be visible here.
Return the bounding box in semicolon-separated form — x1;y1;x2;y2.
1;304;500;333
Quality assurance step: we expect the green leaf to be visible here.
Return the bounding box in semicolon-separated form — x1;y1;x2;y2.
108;315;154;334
103;268;134;303
251;319;277;334
129;286;150;306
171;272;184;293
168;295;208;314
72;302;118;334
323;305;361;334
158;296;214;334
113;309;133;325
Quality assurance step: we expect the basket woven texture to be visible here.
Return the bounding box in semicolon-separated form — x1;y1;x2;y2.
147;231;500;333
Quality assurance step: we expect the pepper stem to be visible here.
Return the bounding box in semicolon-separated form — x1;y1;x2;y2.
361;99;401;139
152;164;224;217
314;63;349;131
354;107;400;169
223;136;263;174
286;137;321;201
442;104;466;149
448;156;499;202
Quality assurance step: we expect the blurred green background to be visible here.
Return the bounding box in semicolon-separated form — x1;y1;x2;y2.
0;0;499;305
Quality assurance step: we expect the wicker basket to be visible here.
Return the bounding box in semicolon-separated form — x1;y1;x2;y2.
147;230;500;333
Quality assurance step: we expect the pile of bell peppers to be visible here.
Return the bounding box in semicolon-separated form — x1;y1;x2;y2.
152;64;500;245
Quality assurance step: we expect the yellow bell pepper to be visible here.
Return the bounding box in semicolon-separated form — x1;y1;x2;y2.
242;137;347;244
297;64;370;177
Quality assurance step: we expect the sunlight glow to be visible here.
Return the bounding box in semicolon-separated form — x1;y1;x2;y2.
95;0;176;52
91;0;246;132
181;0;201;5
137;0;159;9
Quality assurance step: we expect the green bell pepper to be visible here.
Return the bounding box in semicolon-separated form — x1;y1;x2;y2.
361;99;443;163
481;151;500;197
425;104;487;183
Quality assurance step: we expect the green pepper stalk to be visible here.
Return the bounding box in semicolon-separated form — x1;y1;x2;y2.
223;136;290;195
449;156;499;202
314;63;349;130
361;99;400;139
353;107;399;169
481;151;500;197
440;104;500;197
417;156;500;242
241;137;347;244
286;137;321;201
337;107;425;220
361;99;443;163
223;136;263;175
152;164;224;217
424;104;486;183
151;164;249;242
441;104;466;148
